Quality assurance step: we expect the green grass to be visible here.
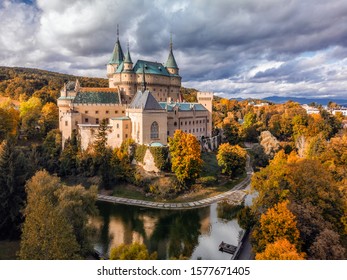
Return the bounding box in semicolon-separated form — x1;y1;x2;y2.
201;152;220;177
0;240;20;260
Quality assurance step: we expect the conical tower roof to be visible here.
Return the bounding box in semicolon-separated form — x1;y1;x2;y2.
165;35;178;69
124;45;132;64
109;26;124;64
109;38;124;64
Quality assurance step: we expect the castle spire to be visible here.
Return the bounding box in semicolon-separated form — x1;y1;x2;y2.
165;33;179;73
108;24;124;65
124;39;132;64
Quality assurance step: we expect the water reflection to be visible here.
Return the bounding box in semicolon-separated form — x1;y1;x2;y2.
92;201;244;260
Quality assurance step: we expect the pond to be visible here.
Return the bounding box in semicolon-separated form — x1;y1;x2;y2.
92;199;246;260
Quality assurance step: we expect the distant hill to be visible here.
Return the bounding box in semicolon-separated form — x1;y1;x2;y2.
0;66;108;103
261;96;347;106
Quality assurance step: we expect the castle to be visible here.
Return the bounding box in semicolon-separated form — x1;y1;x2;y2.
58;32;213;149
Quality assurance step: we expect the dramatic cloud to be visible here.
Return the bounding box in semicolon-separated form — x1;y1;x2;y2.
1;0;347;100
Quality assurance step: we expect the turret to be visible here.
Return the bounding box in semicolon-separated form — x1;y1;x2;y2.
123;42;133;72
107;25;124;77
165;35;179;75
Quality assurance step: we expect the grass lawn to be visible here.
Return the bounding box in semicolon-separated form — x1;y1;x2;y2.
0;240;20;260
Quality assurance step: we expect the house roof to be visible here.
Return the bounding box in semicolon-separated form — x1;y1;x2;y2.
109;39;124;65
129;90;164;110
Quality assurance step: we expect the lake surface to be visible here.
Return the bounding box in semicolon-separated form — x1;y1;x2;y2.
92;200;245;260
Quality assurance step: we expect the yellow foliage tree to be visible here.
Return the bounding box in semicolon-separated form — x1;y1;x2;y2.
256;239;306;260
110;243;157;260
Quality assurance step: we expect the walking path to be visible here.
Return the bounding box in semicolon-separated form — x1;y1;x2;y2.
97;175;251;210
97;155;253;210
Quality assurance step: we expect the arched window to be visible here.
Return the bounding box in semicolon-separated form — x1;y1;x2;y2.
150;121;159;139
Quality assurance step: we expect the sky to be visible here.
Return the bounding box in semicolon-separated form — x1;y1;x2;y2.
1;0;347;100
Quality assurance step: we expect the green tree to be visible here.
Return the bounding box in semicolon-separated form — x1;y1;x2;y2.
19;170;97;259
216;143;247;178
169;130;203;187
110;243;157;260
93;119;113;189
0;139;28;239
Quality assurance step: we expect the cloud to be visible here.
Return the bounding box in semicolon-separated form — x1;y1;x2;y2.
1;0;347;99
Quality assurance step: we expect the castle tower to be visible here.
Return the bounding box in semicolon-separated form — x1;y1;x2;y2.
197;92;214;137
165;34;179;76
107;25;124;79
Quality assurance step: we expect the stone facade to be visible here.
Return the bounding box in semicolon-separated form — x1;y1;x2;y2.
58;35;213;150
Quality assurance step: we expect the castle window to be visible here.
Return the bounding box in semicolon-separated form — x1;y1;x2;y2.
150;121;159;139
193;129;195;133
193;121;195;124
106;110;109;114
65;121;68;126
117;134;120;138
96;118;99;124
185;121;187;125
189;129;191;133
85;111;88;114
167;131;169;136
181;122;183;125
85;118;89;123
174;122;177;126
115;110;118;114
117;124;119;129
95;111;99;114
125;134;128;138
189;121;191;125
125;124;128;129
122;111;125;114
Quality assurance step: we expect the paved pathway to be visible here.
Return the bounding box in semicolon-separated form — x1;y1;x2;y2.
97;155;253;210
97;175;252;210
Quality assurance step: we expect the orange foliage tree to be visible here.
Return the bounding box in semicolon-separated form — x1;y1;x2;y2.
169;130;203;187
256;239;306;260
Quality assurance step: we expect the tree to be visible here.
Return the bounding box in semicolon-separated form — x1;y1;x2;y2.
0;99;20;140
252;200;301;253
259;131;280;159
216;143;247;178
255;239;306;260
93;119;113;189
19;96;42;138
19;170;97;259
169;130;203;187
221;120;241;145
309;229;346;260
39;102;59;135
0;139;28;239
110;243;157;260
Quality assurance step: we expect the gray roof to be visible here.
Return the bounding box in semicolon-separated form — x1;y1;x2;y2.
129;90;164;110
73;89;120;104
159;102;207;112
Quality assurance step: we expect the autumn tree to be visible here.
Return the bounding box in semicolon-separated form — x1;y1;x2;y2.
19;170;97;259
252;200;301;253
0;99;20;140
19;96;42;138
216;143;247;178
110;243;157;260
169;130;203;187
259;130;280;159
255;239;306;260
39;102;59;135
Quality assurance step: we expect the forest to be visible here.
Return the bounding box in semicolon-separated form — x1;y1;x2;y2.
0;66;346;260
